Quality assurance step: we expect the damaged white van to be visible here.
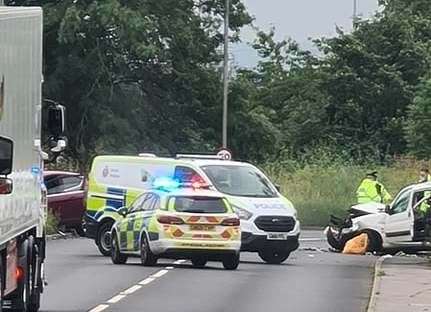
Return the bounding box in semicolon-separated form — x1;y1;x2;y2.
326;182;431;252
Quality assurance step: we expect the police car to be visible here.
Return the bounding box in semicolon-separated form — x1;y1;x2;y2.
85;151;299;264
110;181;241;270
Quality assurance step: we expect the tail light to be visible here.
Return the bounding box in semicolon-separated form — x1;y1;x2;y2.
221;218;240;226
16;266;24;281
157;215;184;225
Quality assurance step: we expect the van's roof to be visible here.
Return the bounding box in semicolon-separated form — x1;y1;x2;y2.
93;155;253;168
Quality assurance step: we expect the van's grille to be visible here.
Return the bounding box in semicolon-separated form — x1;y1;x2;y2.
254;216;295;232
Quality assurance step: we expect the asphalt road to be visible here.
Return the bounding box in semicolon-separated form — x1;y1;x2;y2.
41;231;376;312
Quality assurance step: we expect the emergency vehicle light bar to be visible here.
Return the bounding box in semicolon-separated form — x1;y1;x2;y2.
138;153;157;158
176;154;223;160
176;150;232;161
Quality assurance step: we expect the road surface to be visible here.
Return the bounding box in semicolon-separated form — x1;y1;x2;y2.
41;231;376;312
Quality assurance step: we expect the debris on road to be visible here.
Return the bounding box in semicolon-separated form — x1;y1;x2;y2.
342;233;368;255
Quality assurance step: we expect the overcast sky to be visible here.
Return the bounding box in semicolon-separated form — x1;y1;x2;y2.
234;0;380;67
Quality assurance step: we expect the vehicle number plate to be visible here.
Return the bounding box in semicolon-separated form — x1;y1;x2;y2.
190;225;215;231
267;233;288;240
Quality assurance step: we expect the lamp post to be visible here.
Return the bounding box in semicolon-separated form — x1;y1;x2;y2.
353;0;358;25
222;0;230;148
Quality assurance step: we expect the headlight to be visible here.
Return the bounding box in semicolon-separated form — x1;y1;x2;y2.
232;205;253;220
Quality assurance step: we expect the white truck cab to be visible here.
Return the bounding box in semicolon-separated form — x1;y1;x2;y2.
327;182;431;252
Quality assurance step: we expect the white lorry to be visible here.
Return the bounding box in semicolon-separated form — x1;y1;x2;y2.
0;5;66;311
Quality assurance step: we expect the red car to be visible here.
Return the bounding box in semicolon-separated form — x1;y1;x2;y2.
44;171;86;233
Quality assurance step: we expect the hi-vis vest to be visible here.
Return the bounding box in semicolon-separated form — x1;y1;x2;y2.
356;178;391;204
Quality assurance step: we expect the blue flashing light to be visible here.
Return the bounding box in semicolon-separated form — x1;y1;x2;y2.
152;177;180;190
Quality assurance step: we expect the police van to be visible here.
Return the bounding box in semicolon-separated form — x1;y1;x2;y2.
84;152;300;264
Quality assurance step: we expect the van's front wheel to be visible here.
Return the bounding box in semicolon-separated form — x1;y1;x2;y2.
258;249;290;264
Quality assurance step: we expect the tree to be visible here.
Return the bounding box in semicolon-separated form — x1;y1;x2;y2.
316;1;431;160
228;30;329;161
7;0;252;168
405;79;431;159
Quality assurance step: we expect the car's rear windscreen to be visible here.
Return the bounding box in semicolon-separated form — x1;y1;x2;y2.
173;197;227;214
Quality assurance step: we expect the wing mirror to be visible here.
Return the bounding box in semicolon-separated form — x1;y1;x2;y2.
47;104;66;137
118;207;128;217
384;205;391;214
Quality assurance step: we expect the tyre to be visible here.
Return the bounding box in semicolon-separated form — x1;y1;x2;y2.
8;239;31;311
191;257;207;268
326;228;344;251
258;249;290;264
27;237;41;312
222;254;240;270
140;234;157;266
96;221;113;256
364;231;382;253
111;232;128;265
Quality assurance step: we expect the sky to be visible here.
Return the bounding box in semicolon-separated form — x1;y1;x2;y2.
233;0;380;67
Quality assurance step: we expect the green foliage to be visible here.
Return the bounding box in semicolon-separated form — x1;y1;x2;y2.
267;159;420;226
46;211;59;235
6;0;431;170
405;79;431;159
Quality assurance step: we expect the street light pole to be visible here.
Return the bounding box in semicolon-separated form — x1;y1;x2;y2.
353;0;358;24
222;0;230;148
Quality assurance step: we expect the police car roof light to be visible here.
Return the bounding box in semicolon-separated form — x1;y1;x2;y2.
153;177;180;190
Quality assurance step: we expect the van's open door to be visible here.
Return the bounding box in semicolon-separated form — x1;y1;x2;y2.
385;189;413;243
411;188;431;241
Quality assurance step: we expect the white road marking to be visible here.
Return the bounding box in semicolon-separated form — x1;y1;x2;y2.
300;238;325;242
139;277;155;285
88;266;178;312
107;294;126;304
122;285;142;295
88;268;173;311
88;304;109;312
152;269;169;278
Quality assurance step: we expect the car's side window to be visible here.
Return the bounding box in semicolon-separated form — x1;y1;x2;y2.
150;195;161;211
61;176;82;191
391;191;411;215
129;194;147;213
412;189;431;210
45;175;82;195
45;176;63;195
142;193;157;211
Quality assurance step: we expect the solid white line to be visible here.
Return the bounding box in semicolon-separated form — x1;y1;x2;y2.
300;238;325;242
88;304;109;312
107;294;126;304
139;277;155;285
122;285;142;295
152;269;168;278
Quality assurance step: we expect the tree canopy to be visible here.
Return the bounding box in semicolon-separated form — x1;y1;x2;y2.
6;0;431;167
